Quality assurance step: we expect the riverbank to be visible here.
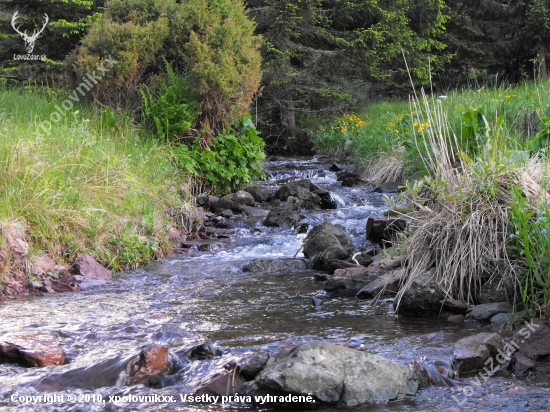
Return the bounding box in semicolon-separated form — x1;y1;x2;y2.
0;86;194;298
311;80;550;318
1;156;549;411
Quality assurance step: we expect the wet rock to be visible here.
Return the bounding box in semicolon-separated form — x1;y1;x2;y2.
239;353;270;380
514;319;550;360
511;352;537;377
195;371;246;397
242;340;418;406
270;179;320;202
124;345;176;387
313;189;338;210
366;216;407;244
221;191;255;207
324;267;380;296
72;254;112;281
465;302;510;321
220;209;233;218
336;171;361;187
454;332;502;375
394;270;445;316
243;259;308;274
0;332;66;367
354;252;374;267
244;186;272;202
196;207;215;222
212;192;255;213
196;194;219;209
239;206;270;218
329;163;342;172
177;342;222;361
322;259;358;274
75;276;107;290
440;298;469;314
373;182;403;193
296;223;309;234
490;312;512;326
303;222;353;271
198;243;213;252
412;362;456;388
356;269;404;299
311;296;323;308
478;278;509;304
263;209;304;228
447;314;465;323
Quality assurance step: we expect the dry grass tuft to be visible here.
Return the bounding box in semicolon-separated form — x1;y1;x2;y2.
362;146;405;184
394;88;548;309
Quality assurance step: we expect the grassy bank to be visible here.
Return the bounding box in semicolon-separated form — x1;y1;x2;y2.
0;85;192;290
312;80;550;318
313;81;550;184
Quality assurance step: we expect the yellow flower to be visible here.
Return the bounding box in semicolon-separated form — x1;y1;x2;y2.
342;127;348;132
389;121;396;127
395;129;399;134
413;121;419;127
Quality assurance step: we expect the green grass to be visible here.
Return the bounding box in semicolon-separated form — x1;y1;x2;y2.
0;85;191;283
311;80;550;184
311;79;550;317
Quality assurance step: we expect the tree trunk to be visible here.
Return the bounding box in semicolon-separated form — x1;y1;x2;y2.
538;43;548;80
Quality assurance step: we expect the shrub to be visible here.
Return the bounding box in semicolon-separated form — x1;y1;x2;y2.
171;116;266;194
140;59;200;141
71;0;261;135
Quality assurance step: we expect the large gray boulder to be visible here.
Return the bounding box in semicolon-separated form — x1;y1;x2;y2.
213;191;255;212
394;270;445;316
453;333;502;375
271;179;320;201
242;340;418;406
303;222;353;271
465;302;510;321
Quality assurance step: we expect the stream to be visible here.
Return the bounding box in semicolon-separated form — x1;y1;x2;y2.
1;156;549;411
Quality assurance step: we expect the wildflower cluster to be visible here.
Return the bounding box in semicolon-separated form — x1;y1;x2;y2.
312;113;368;156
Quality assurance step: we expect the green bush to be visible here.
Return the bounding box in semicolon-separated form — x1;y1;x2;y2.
172;116;266;193
71;0;261;133
140;59;200;141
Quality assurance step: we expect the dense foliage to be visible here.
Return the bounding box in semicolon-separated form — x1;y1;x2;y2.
70;0;261;138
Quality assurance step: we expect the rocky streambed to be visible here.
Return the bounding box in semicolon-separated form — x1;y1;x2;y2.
0;156;549;411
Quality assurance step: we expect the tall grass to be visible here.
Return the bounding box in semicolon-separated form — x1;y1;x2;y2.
0;85;191;283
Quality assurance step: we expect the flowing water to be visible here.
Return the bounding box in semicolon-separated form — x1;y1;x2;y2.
1;157;549;411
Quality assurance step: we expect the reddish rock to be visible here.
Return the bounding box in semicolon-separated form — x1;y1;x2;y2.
0;332;66;367
72;254;111;281
454;332;502;375
124;345;173;386
10;238;29;261
514;319;550;360
447;314;465;323
512;352;537;377
31;255;56;276
4;280;27;296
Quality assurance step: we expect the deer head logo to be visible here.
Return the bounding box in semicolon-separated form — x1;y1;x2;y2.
11;11;49;54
